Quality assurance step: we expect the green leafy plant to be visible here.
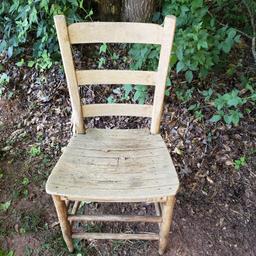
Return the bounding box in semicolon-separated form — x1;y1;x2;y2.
234;156;247;170
126;0;240;103
0;0;93;70
128;0;240;85
188;103;204;121
125;44;160;103
98;43;120;68
0;200;11;212
0;73;10;97
20;211;43;233
201;88;213;101
175;87;194;102
163;0;240;81
27;50;53;71
210;89;245;125
98;43;107;68
22;177;30;186
29;146;41;157
0;249;14;256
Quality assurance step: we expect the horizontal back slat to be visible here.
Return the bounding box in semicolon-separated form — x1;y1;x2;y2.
82;104;152;117
68;22;163;44
76;70;157;86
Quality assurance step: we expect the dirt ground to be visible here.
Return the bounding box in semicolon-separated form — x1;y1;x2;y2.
0;45;256;256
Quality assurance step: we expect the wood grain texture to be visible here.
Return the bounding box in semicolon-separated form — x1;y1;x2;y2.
68;22;163;44
68;215;162;223
50;16;178;252
72;232;159;240
76;70;157;86
54;15;84;133
151;16;176;134
82;104;152;117
52;195;74;252
159;196;176;255
46;129;179;202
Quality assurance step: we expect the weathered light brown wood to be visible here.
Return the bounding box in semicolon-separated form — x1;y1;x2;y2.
68;22;163;44
48;15;178;254
151;16;176;134
46;129;179;202
76;70;157;86
68;214;162;223
65;199;70;209
159;196;176;255
155;202;162;228
72;232;159;240
82;104;152;117
52;195;74;252
54;16;84;133
154;202;161;217
71;201;80;215
70;201;80;225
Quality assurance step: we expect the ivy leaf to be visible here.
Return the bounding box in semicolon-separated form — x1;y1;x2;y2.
28;60;35;67
7;251;15;256
123;84;133;99
210;114;221;123
224;114;232;124
227;97;241;107
176;48;183;60
188;103;197;111
166;77;171;86
0;200;11;212
234;35;240;43
214;96;225;110
185;70;193;83
222;38;233;53
192;0;203;9
197;40;208;50
107;96;115;103
227;28;236;39
230;110;243;126
134;90;141;101
7;46;13;58
99;43;107;54
22;177;30;186
176;61;185;73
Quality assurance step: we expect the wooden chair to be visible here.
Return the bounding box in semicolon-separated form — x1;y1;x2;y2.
46;15;179;255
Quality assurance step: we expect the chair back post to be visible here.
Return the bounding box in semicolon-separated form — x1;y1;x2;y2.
150;16;176;134
54;15;85;134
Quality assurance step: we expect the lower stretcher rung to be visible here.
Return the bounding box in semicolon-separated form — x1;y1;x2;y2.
72;232;159;240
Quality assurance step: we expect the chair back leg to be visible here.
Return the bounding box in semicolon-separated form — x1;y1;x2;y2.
52;195;74;252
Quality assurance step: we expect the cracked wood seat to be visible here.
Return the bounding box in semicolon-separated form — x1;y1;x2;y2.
46;128;179;202
47;15;179;255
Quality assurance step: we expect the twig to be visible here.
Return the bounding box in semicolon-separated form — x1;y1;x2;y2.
208;10;252;40
241;0;256;65
51;221;60;228
208;8;256;65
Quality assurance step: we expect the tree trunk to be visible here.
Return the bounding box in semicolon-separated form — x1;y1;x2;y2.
92;0;122;21
122;0;156;22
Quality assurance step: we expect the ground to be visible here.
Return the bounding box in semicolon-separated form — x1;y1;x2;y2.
0;44;256;256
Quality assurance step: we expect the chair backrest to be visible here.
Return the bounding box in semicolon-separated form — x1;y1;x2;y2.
54;15;176;134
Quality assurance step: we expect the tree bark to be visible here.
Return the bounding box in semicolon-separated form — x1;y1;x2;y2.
122;0;156;22
92;0;122;21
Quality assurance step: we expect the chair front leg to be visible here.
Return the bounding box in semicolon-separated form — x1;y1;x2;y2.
52;195;74;252
158;196;176;255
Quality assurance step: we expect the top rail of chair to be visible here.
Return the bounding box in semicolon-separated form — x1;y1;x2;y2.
54;15;176;45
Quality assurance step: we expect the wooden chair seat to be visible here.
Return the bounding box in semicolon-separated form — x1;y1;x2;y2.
46;128;179;202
